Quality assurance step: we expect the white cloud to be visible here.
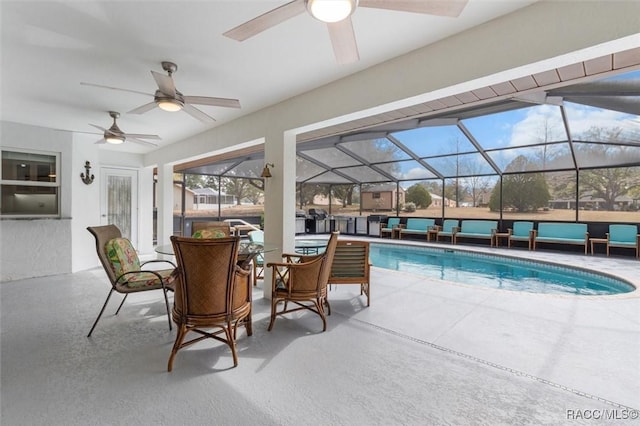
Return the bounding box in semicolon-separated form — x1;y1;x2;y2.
509;105;565;147
402;166;434;180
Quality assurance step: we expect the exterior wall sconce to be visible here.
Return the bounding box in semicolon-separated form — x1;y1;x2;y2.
261;163;274;178
81;161;95;185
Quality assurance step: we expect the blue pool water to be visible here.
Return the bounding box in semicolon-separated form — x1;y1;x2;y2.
369;244;635;295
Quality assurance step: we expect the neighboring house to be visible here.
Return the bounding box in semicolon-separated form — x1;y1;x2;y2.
191;187;236;210
361;184;405;211
173;184;196;211
429;193;457;208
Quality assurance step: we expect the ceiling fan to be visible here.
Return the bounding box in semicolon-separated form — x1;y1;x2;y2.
89;111;161;147
81;61;241;123
223;0;468;64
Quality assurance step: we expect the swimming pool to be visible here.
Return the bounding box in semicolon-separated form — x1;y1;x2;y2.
369;243;635;295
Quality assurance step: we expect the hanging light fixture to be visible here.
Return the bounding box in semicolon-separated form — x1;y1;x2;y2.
156;97;184;112
261;163;274;178
105;134;125;144
306;0;358;23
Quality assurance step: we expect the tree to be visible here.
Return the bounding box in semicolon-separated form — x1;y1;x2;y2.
297;183;326;208
444;179;467;206
576;127;640;210
489;156;550;212
223;177;261;205
405;184;432;208
463;174;493;207
331;184;356;207
184;174;205;189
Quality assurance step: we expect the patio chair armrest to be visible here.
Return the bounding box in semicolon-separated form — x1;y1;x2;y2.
281;252;304;261
141;259;177;269
282;252;320;263
234;264;251;276
267;261;294;268
268;254;321;269
114;268;173;286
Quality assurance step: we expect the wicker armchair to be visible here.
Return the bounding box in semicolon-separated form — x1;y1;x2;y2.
267;232;339;332
168;236;252;371
86;225;176;337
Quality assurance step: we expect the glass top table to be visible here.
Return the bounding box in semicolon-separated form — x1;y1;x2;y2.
294;239;328;255
155;240;276;269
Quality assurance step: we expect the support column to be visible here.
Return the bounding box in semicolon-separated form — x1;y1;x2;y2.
156;163;174;246
262;130;297;299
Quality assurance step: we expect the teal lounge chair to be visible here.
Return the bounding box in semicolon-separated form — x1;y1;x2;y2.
607;224;639;258
436;219;459;243
380;218;401;238
508;221;534;250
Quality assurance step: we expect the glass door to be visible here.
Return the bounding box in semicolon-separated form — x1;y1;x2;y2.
101;168;138;247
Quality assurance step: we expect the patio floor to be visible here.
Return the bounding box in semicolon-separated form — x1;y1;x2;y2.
1;240;638;425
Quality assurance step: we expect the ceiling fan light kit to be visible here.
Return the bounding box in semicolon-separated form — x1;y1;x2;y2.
88;111;161;147
157;97;183;112
306;0;357;23
105;135;125;144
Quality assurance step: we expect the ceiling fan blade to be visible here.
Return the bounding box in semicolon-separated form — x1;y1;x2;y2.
94;138;106;145
327;18;359;65
128;102;158;115
91;123;119;137
223;0;307;41
359;0;468;17
122;133;161;140
80;82;152;98
151;70;176;97
183;96;241;109
126;137;159;147
89;123;107;132
183;104;216;123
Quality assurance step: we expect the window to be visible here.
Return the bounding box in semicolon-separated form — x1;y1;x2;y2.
372;192;381;199
1;149;60;217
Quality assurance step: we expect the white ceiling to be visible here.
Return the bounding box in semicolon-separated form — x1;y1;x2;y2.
1;0;537;154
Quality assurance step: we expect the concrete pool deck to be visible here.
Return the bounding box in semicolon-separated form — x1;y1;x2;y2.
352;238;640;408
1;238;638;424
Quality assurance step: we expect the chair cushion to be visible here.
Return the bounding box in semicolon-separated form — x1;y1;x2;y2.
106;238;175;288
192;229;227;239
106;237;141;278
122;269;176;289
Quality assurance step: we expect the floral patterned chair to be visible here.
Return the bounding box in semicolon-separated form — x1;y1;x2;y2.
87;225;176;337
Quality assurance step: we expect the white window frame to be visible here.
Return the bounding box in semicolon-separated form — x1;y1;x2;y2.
0;148;61;218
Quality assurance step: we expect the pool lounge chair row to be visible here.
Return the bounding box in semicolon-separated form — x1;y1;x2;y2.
507;222;638;257
379;218;639;257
